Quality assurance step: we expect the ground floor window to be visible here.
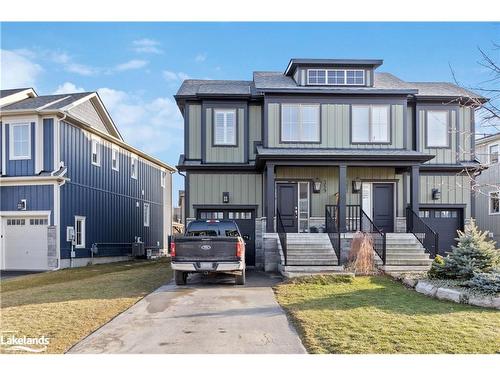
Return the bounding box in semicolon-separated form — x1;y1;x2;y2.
298;182;310;233
75;216;86;248
490;191;500;215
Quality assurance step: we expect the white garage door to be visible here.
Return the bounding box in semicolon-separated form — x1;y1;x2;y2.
1;216;49;270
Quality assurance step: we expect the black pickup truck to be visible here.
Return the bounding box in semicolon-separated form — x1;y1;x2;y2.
170;220;246;285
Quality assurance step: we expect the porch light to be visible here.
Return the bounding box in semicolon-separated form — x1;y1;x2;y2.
222;192;230;203
352;178;362;193
313;179;322;193
432;188;441;200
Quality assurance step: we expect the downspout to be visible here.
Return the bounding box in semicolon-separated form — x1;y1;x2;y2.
177;171;187;226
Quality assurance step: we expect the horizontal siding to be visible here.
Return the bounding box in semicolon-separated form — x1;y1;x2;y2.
205;107;245;163
0;185;54;224
268;103;405;149
68;100;108;134
59;120;166;258
187;104;201;160
188;173;263;217
475;163;500;244
276;166;403;216
248;105;262;160
419;174;471;218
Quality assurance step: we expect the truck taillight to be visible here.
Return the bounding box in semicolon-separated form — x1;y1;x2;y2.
236;240;243;258
170;242;176;257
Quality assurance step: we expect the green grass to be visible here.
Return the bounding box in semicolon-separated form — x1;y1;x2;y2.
0;259;172;354
274;275;500;354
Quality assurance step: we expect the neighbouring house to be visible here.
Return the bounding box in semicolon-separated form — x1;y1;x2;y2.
0;88;175;270
175;58;485;274
172;190;185;235
475;133;500;246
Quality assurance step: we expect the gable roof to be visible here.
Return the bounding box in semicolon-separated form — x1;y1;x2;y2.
176;79;254;97
0;88;33;98
476;132;500;145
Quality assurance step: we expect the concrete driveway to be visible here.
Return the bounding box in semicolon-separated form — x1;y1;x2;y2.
68;271;306;354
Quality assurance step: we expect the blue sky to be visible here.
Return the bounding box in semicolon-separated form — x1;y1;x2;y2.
1;22;498;202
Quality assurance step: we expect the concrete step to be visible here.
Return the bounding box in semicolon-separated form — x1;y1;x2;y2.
380;265;432;272
287;244;333;249
281;265;346;278
385;259;433;266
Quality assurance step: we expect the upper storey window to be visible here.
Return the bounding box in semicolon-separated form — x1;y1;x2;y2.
352;105;390;143
91;136;101;166
214;109;236;146
489;144;499;164
281;104;320;143
10;123;31;160
307;69;365;86
426;110;449;148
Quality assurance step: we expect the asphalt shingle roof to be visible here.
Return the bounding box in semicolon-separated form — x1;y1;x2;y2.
1;92;92;110
0;88;31;98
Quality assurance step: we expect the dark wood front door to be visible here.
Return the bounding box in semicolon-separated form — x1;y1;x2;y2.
277;183;298;233
372;183;394;233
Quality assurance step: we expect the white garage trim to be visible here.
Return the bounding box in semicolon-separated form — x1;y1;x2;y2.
1;210;52;218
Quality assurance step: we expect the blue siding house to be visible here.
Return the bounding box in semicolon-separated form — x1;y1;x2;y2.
0;88;175;270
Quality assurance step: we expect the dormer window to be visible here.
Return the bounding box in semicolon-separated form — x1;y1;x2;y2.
307;69;365;86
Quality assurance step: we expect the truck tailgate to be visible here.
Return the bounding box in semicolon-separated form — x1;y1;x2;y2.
173;237;239;262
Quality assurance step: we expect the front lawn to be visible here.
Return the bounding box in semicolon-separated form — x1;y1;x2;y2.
0;259;172;354
274;275;500;354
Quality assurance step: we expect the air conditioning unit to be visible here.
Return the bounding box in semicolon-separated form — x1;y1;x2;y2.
131;242;145;257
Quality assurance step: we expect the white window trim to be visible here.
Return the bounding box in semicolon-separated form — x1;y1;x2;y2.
213;109;237;146
281;104;321;143
351;104;390;143
131;154;138;180
307;69;365;86
74;216;86;248
91;136;101;167
489;191;500;215
426;110;450;148
9;122;32;160
489;143;499;164
112;144;120;172
160;170;166;188
143;203;150;227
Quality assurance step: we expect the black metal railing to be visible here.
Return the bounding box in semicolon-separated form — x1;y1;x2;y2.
276;209;288;266
324;204;362;232
359;209;386;265
406;207;439;258
325;205;341;265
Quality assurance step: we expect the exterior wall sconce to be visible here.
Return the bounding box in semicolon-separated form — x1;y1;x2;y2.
222;192;230;203
432;188;441;200
352;178;362;193
312;179;322;193
17;199;27;210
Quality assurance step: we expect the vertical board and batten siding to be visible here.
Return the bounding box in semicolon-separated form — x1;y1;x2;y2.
458;106;473;161
4;122;36;176
419;174;472;218
187;104;202;160
43;118;54;171
205;107;245;163
418;107;459;164
68;100;109;134
0;185;54;224
0;122;2;173
407;105;414;150
188;173;263;217
267;103;405;149
275;166;404;217
59;120;165;259
248;105;262;160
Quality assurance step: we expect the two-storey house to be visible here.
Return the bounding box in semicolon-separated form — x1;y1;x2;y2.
475;133;500;245
175;59;484;274
0;88;175;271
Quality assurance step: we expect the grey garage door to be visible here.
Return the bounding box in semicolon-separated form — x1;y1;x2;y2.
419;208;463;256
196;209;256;267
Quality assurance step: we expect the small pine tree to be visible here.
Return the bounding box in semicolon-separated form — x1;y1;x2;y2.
430;219;500;279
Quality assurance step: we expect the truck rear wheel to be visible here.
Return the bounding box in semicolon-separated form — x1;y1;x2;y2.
235;269;246;285
175;270;187;285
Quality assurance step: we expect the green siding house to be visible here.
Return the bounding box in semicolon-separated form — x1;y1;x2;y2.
175;58;485;274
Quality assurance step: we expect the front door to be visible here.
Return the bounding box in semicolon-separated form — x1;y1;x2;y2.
277;183;298;233
372;183;394;233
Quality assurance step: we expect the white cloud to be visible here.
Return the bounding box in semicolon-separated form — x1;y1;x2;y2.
114;59;149;72
132;39;163;54
162;70;190;82
0;49;42;89
65;62;98;76
195;53;207;62
97;88;183;155
53;82;85;94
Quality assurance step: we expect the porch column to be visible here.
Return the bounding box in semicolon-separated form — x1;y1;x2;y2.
338;164;347;232
410;165;420;213
266;163;276;233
